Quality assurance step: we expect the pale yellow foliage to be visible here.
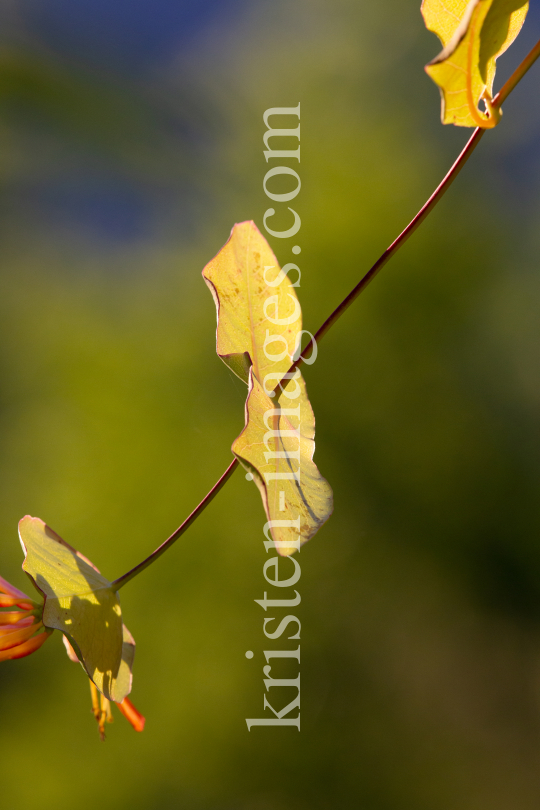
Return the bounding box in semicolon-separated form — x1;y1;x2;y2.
422;0;528;127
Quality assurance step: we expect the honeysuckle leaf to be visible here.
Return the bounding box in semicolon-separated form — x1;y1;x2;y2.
203;222;332;551
202;221;301;384
232;369;333;556
422;0;529;127
19;516;134;703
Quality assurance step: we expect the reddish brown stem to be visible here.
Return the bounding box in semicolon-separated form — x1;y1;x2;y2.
287;38;540;373
494;37;540;108
290;126;484;372
112;458;238;589
113;37;540;589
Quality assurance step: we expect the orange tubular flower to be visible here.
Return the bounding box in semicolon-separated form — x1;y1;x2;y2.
88;678;145;740
0;574;52;661
117;696;146;732
64;636;145;740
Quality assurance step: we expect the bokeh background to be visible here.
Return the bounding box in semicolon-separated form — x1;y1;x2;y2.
1;1;540;808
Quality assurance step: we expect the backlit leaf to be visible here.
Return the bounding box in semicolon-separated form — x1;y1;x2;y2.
422;0;529;127
202;221;301;384
232;369;333;556
19;516;134;702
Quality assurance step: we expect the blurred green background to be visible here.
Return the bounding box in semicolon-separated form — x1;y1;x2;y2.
1;1;540;807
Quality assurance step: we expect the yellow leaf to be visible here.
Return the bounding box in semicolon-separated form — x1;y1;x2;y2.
232;370;333;556
19;516;134;702
202;221;301;384
422;0;529;127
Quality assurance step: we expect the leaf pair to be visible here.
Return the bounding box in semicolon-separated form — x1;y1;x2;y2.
203;222;333;556
422;0;529;127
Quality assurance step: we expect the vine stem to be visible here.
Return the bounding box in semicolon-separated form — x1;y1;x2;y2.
113;37;540;591
112;458;239;589
496;37;540;107
290;38;540;373
291;126;485;371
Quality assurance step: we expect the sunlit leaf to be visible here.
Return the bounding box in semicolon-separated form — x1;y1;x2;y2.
422;0;529;127
202;221;301;384
203;221;332;551
232;370;333;556
19;516;134;702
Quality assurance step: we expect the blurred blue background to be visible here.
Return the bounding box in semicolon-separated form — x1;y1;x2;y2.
1;1;540;808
